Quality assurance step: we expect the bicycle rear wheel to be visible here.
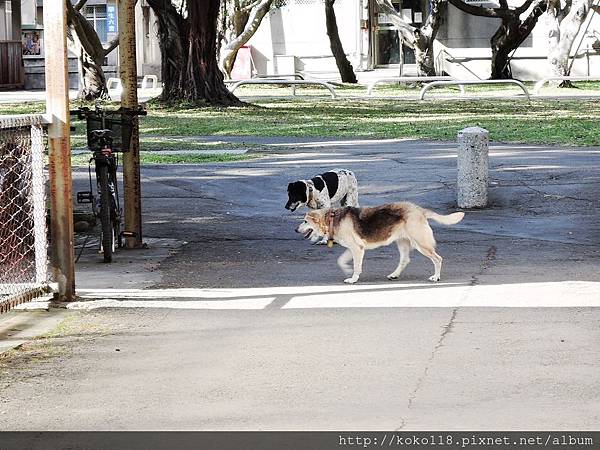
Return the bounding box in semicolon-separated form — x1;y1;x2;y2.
98;165;114;263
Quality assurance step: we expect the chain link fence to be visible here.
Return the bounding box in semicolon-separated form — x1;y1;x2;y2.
0;115;50;313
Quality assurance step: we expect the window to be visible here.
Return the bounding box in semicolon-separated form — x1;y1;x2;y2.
83;5;108;43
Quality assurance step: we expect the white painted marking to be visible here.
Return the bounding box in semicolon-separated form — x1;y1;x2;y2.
284;286;468;309
72;281;600;310
76;283;441;300
284;281;600;309
67;297;276;311
469;281;600;307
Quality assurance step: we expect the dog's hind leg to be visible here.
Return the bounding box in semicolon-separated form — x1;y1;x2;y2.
410;222;443;282
344;245;364;284
387;239;411;280
337;249;353;275
346;173;359;207
413;241;443;282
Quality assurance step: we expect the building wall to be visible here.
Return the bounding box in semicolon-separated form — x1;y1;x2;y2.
434;2;600;80
6;0;600;88
248;0;364;75
246;0;600;80
135;0;161;77
9;0;162;90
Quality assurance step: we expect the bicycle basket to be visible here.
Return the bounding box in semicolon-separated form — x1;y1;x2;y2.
86;111;135;152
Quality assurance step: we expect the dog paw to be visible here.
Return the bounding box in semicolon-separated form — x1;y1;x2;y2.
344;276;359;284
428;275;440;282
315;239;328;245
387;273;399;280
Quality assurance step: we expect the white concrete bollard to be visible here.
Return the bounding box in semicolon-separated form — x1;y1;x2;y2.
457;126;489;208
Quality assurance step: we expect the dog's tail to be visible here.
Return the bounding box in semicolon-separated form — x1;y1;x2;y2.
423;209;465;225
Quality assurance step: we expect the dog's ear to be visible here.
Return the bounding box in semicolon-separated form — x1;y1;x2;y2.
287;183;293;192
306;211;320;225
308;210;325;226
316;212;329;233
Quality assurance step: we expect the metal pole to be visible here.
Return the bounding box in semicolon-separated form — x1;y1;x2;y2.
31;122;48;285
118;0;143;248
44;0;75;301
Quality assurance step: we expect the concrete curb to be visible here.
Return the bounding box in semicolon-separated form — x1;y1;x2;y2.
0;307;69;355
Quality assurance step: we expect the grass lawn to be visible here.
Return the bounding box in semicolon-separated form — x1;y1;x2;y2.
143;97;599;146
70;152;253;167
1;83;599;151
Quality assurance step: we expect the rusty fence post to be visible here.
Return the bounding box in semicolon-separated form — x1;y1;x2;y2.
44;0;75;301
118;0;143;248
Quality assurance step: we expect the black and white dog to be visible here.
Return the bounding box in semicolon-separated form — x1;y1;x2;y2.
285;169;359;212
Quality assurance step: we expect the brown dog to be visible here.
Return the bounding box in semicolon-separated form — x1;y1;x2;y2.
296;202;464;284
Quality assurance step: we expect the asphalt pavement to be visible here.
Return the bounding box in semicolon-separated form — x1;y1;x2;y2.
0;137;599;430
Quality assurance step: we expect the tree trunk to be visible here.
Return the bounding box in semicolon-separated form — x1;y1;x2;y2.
146;0;187;100
219;0;273;78
489;1;546;79
373;0;445;77
413;44;435;76
183;0;243;105
448;0;546;79
547;0;593;85
490;20;515;79
325;0;357;83
414;0;446;76
546;0;564;80
79;50;108;100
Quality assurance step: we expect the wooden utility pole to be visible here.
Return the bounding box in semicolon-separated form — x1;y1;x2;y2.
44;0;75;301
118;0;143;248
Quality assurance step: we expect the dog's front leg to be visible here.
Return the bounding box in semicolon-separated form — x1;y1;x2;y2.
315;198;332;245
344;246;364;284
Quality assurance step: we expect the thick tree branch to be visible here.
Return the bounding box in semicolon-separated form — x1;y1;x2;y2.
74;0;88;11
373;0;417;43
66;0;106;62
516;0;547;43
375;0;446;75
325;0;357;82
103;36;120;55
515;0;535;14
420;0;447;40
219;0;273;76
448;0;500;17
240;0;262;12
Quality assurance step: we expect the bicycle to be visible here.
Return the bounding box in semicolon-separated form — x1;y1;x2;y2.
71;106;146;263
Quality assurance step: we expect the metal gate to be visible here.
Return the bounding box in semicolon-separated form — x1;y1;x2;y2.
0;114;50;313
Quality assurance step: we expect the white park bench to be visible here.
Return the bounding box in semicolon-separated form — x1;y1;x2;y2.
419;79;531;100
367;76;466;96
229;79;337;99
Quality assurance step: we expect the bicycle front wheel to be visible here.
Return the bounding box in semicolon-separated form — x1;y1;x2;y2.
98;165;114;263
